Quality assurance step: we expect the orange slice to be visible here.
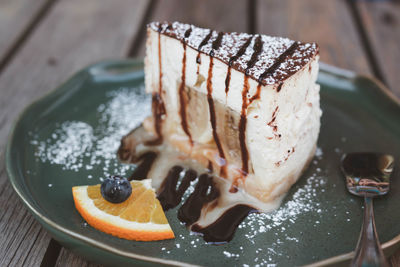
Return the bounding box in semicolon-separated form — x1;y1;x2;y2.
72;179;174;241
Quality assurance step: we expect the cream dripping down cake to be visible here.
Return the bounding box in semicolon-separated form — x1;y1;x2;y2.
143;21;321;203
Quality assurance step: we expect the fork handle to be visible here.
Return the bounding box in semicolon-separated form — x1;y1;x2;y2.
351;197;388;267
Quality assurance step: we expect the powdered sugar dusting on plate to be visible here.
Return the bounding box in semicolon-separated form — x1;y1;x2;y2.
30;87;150;179
33;121;94;171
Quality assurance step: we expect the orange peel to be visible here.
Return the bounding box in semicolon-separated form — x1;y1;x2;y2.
72;179;174;241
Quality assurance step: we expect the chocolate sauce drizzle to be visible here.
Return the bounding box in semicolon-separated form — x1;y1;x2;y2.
178;41;192;143
207;59;227;176
146;93;165;146
128;151;158;180
207;160;214;173
184;27;192;39
146;31;166;146
157;166;197;210
224;37;252;96
249;83;262;103
196;31;213;64
267;106;279;133
210;32;223;56
229;37;253;65
198;30;213;51
277;82;283;92
178;174;220;226
237;37;264;176
245;35;263;75
191;205;253;243
224;67;231;96
239;76;250;175
258;42;299;84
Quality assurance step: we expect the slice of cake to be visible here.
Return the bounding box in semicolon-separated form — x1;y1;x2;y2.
144;21;321;203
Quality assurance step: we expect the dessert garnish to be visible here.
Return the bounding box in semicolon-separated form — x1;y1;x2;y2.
101;175;132;203
72;179;174;241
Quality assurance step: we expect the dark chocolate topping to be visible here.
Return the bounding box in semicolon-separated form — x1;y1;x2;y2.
146;93;165;146
128;151;158;180
229;37;252;66
239;76;250;175
210;32;224;56
178;43;192;143
224;66;231;95
149;22;318;85
146;32;166;146
277;82;284;92
178;174;220;226
258;42;299;83
184;28;192;39
207;57;227;177
191;205;253;243
198;30;213;51
157;166;197;210
245;35;263;75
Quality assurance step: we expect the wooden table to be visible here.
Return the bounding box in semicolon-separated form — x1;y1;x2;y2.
0;0;399;266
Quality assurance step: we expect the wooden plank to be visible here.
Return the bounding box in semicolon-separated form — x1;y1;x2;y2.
0;0;149;266
256;0;372;75
356;0;400;97
0;0;52;68
0;177;50;267
133;0;249;57
56;248;102;267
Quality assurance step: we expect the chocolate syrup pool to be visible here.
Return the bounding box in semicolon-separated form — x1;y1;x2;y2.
118;127;282;244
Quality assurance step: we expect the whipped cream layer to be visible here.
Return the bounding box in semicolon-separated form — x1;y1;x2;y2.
144;22;321;202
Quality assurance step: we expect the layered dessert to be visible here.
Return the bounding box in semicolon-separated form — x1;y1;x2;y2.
143;21;321;203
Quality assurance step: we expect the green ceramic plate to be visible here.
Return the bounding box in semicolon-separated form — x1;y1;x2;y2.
6;60;400;266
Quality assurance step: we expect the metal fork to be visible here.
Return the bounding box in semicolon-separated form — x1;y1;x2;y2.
341;152;394;267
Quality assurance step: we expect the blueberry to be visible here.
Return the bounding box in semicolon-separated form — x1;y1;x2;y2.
101;176;132;203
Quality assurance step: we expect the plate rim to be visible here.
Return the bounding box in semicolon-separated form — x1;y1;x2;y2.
5;59;400;267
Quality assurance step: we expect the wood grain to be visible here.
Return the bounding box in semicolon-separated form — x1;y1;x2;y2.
0;0;52;68
55;248;101;267
0;0;149;266
132;0;249;57
0;177;50;267
256;0;372;75
356;0;400;97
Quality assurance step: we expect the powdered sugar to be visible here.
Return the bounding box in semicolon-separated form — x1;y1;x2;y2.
244;172;327;238
30;87;150;179
33;121;94;171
